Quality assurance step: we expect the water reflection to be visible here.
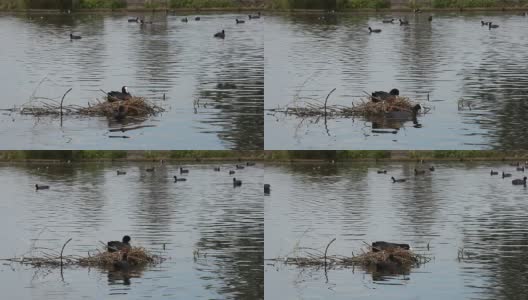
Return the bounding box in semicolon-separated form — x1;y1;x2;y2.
0;12;263;149
0;162;263;299
265;162;528;299
265;12;528;149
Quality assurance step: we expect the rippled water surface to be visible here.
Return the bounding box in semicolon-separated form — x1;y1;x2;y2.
0;162;263;299
265;162;528;299
265;12;528;149
0;12;263;149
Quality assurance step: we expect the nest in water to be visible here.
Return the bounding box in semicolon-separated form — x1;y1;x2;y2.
342;96;424;117
78;247;162;267
19;96;164;118
2;245;164;269
269;89;429;119
271;240;430;270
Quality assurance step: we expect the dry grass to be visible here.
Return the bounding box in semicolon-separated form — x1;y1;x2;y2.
78;247;161;267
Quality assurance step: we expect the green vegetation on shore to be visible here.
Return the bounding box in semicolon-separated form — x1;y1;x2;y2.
0;151;527;162
0;0;258;9
79;0;126;9
269;0;526;9
168;0;237;8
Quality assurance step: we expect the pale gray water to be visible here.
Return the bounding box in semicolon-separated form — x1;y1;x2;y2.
0;12;263;149
0;162;263;299
265;162;528;299
265;12;528;150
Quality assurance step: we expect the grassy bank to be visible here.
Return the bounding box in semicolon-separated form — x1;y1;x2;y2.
269;0;527;10
0;151;527;163
0;151;266;162
0;0;263;10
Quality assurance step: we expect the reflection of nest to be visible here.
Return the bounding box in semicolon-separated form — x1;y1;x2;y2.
20;97;164;118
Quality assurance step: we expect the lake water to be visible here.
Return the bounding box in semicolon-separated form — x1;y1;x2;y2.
265;12;528;150
0;12;263;149
0;162;263;299
265;162;528;299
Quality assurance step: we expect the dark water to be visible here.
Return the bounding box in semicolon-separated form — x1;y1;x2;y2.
265;162;528;299
0;12;263;149
265;12;528;150
0;162;263;299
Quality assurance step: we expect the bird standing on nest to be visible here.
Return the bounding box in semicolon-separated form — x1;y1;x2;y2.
372;88;400;103
108;86;132;102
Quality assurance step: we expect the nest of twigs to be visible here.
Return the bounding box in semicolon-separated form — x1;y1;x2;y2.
270;89;429;119
271;239;431;270
2;242;164;269
78;247;162;267
19;96;164;118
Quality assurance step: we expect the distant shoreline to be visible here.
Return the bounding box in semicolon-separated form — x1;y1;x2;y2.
1;157;526;163
0;7;263;13
0;7;526;13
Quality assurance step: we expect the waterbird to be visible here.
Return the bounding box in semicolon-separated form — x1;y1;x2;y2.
174;176;187;182
195;17;200;21
113;105;128;120
502;172;512;178
377;170;387;174
414;8;422;13
246;162;256;166
372;241;410;252
229;170;235;175
481;20;491;26
512;177;527;185
180;167;189;174
516;166;525;172
372;88;399;102
181;17;188;22
236;165;245;170
368;27;382;33
117;170;126;175
399;19;409;25
382;18;394;23
429;166;435;171
108;235;131;253
391;177;406;183
264;184;271;194
128;17;139;22
428;15;433;21
35;184;49;190
107;86;131;102
146;167;155;172
490;170;498;175
214;30;225;39
70;33;82;40
489;22;499;29
214;167;221;171
233;178;242;186
236;19;245;24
